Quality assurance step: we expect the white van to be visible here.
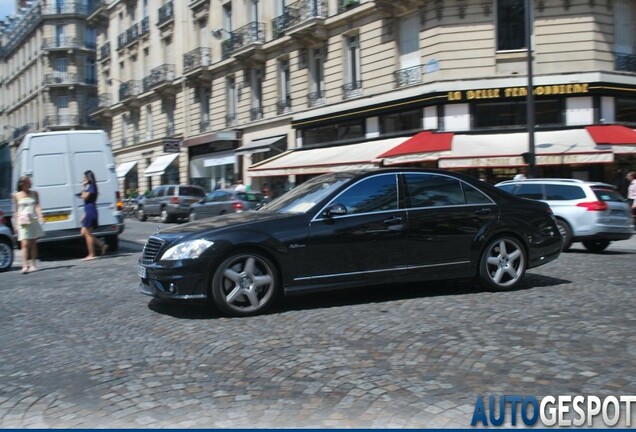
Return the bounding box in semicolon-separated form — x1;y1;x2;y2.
12;130;124;249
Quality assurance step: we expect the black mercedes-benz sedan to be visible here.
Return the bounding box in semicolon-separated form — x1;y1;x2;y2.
139;169;562;316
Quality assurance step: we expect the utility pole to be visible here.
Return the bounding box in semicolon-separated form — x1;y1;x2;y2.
525;0;536;178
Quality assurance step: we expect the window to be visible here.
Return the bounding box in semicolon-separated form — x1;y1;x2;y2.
145;105;153;140
615;97;636;124
227;77;237;124
380;109;422;134
344;35;361;88
473;99;563;129
166;99;175;135
331;175;398;214
399;14;420;70
309;48;324;102
85;58;96;85
302;119;365;147
614;0;634;55
545;185;586;201
405;174;465;208
251;69;263;120
278;59;291;112
85;27;97;49
223;3;233;32
199;87;211;131
463;183;494;204
515;183;544;200
496;0;526;51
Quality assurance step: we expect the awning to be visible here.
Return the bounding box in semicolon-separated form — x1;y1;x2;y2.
236;135;286;155
116;161;137;178
249;138;406;177
585;125;636;145
438;129;613;169
204;155;235;167
143;153;179;177
378;131;454;166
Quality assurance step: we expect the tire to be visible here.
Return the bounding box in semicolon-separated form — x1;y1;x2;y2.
211;251;279;317
478;236;527;291
137;207;147;222
582;239;610;253
556;219;573;251
0;238;13;272
105;235;119;252
220;210;227;215
160;208;173;223
189;211;196;222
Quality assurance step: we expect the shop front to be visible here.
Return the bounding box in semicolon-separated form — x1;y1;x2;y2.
184;131;240;192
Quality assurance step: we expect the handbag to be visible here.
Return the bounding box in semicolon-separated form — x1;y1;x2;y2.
18;211;32;226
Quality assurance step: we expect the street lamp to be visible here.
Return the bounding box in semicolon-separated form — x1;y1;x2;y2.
525;0;537;178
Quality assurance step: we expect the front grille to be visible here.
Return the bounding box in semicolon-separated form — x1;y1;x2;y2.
142;237;165;262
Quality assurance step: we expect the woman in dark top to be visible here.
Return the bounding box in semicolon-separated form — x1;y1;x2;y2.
81;170;107;260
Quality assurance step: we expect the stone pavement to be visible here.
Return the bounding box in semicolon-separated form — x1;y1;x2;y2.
0;233;635;428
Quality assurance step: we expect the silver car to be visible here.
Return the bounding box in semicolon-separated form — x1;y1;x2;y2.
496;178;634;252
0;212;15;272
189;190;266;222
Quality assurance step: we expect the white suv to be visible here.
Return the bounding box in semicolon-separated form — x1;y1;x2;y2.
496;178;634;252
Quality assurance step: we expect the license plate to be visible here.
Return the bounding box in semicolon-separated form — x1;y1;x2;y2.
138;265;147;279
44;214;69;222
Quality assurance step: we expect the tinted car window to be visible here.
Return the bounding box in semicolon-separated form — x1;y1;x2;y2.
463;183;493;204
516;184;544;200
212;191;230;202
497;184;515;194
333;174;398;214
405;174;464;207
237;192;265;202
593;187;624;202
179;186;205;197
545;185;585;200
166;186;175;196
154;187;166;197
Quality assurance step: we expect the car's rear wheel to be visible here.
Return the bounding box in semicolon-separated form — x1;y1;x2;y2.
211;251;278;316
160;208;172;223
0;238;13;272
556;219;573;251
137;207;147;222
582;239;610;253
478;236;527;291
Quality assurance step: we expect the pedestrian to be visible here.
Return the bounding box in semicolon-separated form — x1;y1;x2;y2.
234;179;246;192
13;175;45;273
81;170;107;261
513;168;527;180
626;171;636;225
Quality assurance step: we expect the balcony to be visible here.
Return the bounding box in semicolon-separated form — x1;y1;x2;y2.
276;98;292;115
342;80;363;99
119;80;142;107
143;64;177;94
221;22;265;65
43;72;80;86
43;115;80;128
158;1;175;27
183;47;212;80
285;0;327;45
189;0;210;20
140;17;150;37
118;22;144;51
99;42;111;62
199;119;211;133
226;113;237;127
250;107;264;121
272;13;291;40
42;37;91;51
308;90;325;107
41;2;90;16
87;0;109;23
373;0;417;16
91;93;113;118
616;53;636;73
394;65;422;87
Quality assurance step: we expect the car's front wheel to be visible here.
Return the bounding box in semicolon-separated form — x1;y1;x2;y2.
556;219;573;251
210;251;278;316
0;238;13;272
160;208;172;223
478;236;527;291
137;207;147;222
582;239;610;253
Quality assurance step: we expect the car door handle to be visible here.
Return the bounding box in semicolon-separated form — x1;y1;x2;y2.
384;216;403;225
474;208;492;215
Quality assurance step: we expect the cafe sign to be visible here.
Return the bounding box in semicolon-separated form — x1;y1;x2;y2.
447;83;590;101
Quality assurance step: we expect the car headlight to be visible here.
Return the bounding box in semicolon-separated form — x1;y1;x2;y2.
160;239;214;261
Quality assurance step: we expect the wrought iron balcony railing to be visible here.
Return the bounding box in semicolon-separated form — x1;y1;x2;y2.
286;0;327;27
221;22;265;59
141;16;150;35
615;53;636;73
119;80;142;100
184;47;212;72
394;65;422;87
99;42;111;60
342;80;363;99
337;0;360;13
276;98;292;115
158;1;174;26
43;115;79;127
126;23;140;45
41;2;90;15
226;113;237;127
308;90;325;107
43;72;79;85
272;13;291;39
42;37;82;50
143;64;176;92
117;32;127;49
250;107;264;121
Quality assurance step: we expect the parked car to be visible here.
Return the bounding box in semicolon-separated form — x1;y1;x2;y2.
0;210;15;272
496;178;634;252
189;190;267;221
137;185;206;223
138;168;562;317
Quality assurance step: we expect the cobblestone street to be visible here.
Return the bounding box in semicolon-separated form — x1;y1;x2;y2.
1;223;635;428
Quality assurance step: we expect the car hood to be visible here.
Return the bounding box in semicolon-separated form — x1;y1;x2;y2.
157;210;298;237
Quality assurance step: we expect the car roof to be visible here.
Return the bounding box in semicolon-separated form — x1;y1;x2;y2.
496;178;616;189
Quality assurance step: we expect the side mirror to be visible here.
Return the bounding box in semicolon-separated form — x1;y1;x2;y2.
323;203;347;218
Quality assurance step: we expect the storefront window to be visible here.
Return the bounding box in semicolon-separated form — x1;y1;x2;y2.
380;108;422;135
302;119;364;147
473;99;563;129
615;97;636;125
162;163;180;185
190;153;236;191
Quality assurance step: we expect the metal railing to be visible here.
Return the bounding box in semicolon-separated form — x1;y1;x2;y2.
308;90;325;107
143;64;176;92
41;2;90;16
337;0;360;13
99;42;111;60
226;113;237;127
394;65;422;87
342;80;363;99
616;53;636;73
199;119;211;132
119;80;142;100
250;107;264;121
141;17;150;35
184;47;211;72
158;1;174;26
286;0;327;27
276;98;292;115
43;115;79;127
221;22;265;59
42;37;85;50
43;72;79;85
272;13;291;39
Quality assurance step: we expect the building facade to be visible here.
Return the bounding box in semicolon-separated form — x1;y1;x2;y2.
5;0;635;199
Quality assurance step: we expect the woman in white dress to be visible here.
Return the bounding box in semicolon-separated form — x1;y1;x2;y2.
13;176;44;273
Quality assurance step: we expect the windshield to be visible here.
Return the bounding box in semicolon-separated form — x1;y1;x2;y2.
259;172;354;214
